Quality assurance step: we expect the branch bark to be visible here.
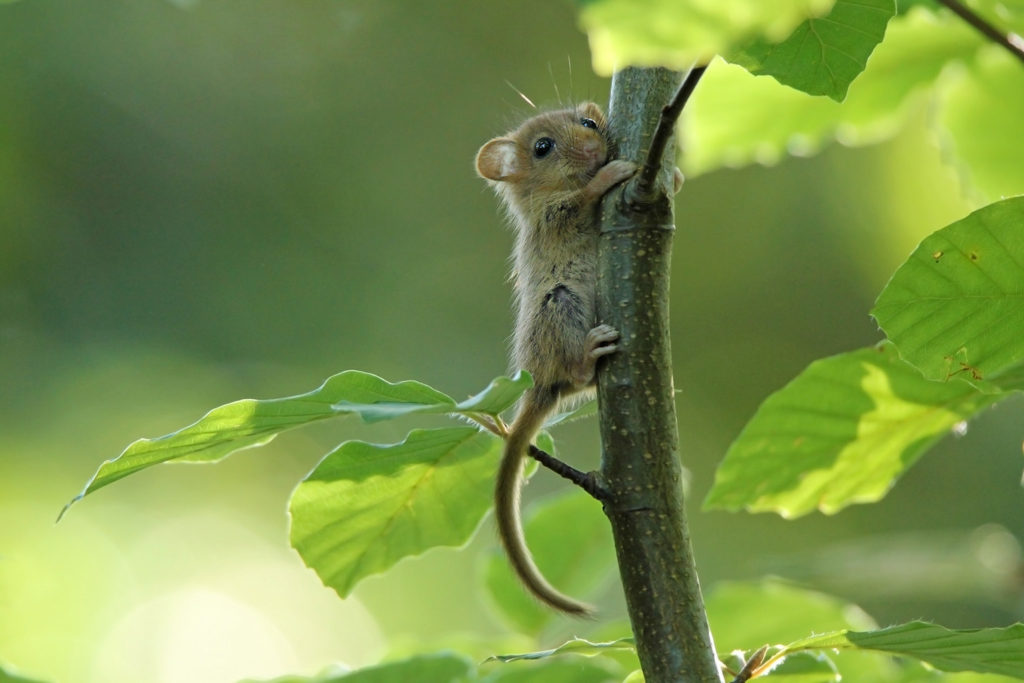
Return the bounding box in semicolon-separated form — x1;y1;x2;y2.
595;66;723;683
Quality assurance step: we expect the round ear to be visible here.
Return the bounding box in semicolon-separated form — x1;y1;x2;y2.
475;138;521;182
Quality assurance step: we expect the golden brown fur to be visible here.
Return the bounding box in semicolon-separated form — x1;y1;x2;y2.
476;103;635;615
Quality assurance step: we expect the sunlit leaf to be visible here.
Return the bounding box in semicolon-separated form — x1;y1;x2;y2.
485;491;615;634
760;651;839;682
786;622;1024;679
59;371;535;518
577;0;836;75
704;342;1004;517
707;581;913;682
937;49;1024;202
289;427;501;598
706;580;877;649
731;0;895;100
0;664;49;683
873;197;1024;391
683;8;981;175
544;398;598;428
484;657;624;682
489;637;636;663
455;371;531;417
242;653;474;682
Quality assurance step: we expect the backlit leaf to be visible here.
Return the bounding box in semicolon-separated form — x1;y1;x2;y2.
705;342;1004;517
289;427;501;598
731;0;895;100
873;197;1024;391
577;0;835;75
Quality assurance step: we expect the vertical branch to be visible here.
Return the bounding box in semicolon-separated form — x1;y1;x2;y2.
596;66;723;683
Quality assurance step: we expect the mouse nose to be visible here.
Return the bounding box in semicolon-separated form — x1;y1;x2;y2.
580;138;603;164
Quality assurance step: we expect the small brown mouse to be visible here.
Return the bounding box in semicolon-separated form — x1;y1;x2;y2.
475;102;636;616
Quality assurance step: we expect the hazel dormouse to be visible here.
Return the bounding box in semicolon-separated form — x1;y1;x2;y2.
475;102;636;616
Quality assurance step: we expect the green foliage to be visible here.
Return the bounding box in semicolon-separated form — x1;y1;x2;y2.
731;0;895;100
577;0;836;75
709;196;1024;517
784;622;1024;679
289;427;501;598
704;341;1004;516
682;0;1024;199
873;197;1024;390
487;637;636;663
684;7;983;175
242;654;473;683
60;370;531;519
937;49;1024;202
483;582;1024;681
47;0;1024;680
0;665;48;683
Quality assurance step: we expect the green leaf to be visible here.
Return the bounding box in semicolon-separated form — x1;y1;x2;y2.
787;622;1024;679
483;658;623;683
873;197;1024;391
937;49;1024;202
488;637;636;663
706;580;877;648
289;427;501;598
484;491;616;634
760;652;840;682
241;653;475;682
577;0;836;76
683;8;981;175
704;342;1004;517
731;0;895;100
707;581;914;682
455;371;531;417
59;371;459;518
543;398;598;428
0;665;49;683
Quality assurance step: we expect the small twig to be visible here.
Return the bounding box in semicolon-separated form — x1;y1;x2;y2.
635;65;707;198
729;646;769;683
936;0;1024;65
527;444;610;501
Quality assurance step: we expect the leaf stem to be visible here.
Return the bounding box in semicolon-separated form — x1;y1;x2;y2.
936;0;1024;65
729;646;769;683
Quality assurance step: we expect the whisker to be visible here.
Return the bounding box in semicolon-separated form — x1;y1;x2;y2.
548;62;562;105
505;80;537;109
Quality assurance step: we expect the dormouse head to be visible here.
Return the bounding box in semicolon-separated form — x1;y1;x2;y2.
475;102;609;193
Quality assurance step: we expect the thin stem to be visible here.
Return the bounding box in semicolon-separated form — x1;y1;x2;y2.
936;0;1024;65
729;646;769;683
635;65;707;198
527;444;610;501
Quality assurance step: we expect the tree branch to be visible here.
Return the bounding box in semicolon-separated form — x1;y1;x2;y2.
596;66;723;683
526;444;610;501
936;0;1024;65
635;66;707;199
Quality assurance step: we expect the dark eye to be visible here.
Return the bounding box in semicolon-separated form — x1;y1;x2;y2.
580;118;598;129
533;137;555;158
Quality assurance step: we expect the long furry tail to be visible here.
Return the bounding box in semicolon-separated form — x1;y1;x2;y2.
495;387;593;616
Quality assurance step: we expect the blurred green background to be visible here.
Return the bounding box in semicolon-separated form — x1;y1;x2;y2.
2;1;1022;681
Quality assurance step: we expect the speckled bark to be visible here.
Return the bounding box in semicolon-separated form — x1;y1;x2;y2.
596;67;723;683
